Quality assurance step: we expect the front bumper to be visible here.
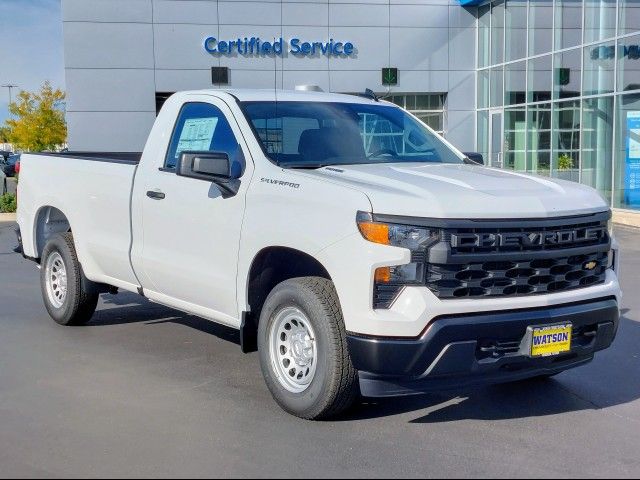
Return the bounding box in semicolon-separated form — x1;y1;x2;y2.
347;297;619;397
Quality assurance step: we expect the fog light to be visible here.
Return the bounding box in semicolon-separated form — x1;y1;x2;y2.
375;263;424;284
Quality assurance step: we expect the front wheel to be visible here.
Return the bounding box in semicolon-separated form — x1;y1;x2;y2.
258;277;359;420
40;233;99;326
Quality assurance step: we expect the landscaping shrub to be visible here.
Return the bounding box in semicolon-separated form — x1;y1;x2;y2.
0;193;17;213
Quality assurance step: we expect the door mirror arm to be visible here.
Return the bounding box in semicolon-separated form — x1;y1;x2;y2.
215;178;241;198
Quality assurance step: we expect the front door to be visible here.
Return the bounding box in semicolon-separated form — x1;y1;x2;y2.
133;97;251;326
490;110;504;169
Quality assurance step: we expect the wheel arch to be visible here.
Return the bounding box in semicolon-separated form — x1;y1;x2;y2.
240;246;333;353
33;205;72;261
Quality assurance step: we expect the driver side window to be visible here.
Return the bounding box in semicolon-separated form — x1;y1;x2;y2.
165;102;240;170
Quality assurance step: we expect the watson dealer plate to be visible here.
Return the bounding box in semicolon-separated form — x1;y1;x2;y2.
529;324;572;357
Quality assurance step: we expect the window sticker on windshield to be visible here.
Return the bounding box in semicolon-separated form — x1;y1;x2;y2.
175;117;219;158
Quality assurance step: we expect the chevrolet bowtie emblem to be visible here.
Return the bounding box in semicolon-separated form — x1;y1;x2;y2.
584;261;598;271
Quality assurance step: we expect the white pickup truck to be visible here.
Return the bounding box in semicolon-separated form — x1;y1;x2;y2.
17;89;622;419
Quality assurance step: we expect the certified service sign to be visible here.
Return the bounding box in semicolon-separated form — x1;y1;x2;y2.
204;36;355;57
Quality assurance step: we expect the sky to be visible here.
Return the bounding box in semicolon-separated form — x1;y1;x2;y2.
0;0;64;125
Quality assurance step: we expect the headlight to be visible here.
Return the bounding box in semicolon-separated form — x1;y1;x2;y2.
357;211;439;290
356;211;439;249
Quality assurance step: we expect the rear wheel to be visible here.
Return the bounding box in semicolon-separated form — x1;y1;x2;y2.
258;277;359;420
40;233;99;326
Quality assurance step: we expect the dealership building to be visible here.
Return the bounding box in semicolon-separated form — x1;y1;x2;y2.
62;0;640;212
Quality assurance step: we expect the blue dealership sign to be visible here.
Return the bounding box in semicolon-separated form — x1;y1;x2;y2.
626;112;640;208
204;37;355;57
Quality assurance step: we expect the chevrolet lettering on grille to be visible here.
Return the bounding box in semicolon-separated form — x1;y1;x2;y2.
450;227;607;248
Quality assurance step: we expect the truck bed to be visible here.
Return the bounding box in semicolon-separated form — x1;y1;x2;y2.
17;151;141;290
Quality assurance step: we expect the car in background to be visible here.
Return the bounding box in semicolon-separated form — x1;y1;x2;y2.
0;169;6;195
1;154;19;177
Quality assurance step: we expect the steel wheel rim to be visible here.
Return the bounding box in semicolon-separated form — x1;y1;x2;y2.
45;252;68;309
268;307;318;394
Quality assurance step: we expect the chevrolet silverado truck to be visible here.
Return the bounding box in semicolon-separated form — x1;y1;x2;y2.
16;89;622;419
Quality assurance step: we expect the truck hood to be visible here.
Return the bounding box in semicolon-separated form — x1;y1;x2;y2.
307;163;609;218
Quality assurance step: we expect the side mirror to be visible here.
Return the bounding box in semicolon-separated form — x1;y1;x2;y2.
177;151;242;197
463;152;485;165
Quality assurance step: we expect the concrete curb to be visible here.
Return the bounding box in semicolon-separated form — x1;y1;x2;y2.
613;210;640;229
0;212;17;223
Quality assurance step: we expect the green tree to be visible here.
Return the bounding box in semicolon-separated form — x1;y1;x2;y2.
5;82;67;151
0;125;10;144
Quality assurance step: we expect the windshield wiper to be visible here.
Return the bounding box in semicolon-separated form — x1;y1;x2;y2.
280;162;329;169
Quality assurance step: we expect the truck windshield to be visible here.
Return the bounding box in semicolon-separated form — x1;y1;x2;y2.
241;101;464;168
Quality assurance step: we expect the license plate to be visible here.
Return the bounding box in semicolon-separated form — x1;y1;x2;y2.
530;324;572;357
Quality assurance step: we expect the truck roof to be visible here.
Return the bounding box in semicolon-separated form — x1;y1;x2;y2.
178;88;383;105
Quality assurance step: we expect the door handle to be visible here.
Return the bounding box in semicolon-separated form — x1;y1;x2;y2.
146;190;166;200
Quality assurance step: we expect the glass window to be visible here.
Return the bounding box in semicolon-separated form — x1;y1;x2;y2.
583;43;616;96
241;101;463;167
165;102;240;169
582;97;613;199
478;70;490;109
504;106;527;172
528;55;552;103
529;0;553;56
490;66;504;108
554;49;582;99
527;103;552;175
555;0;583;50
491;1;505;65
618;35;640;92
553;100;581;181
477;110;489;161
505;61;526;105
620;0;640;35
387;94;446;135
505;0;527;61
478;3;491;69
614;93;640;210
585;0;617;43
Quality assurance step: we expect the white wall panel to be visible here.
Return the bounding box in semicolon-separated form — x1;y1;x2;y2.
66;111;156;151
283;3;329;26
66;69;156;112
390;28;449;71
390;4;449;28
64;22;154;69
153;0;219;24
218;1;282;25
328;27;389;71
329;3;389;27
447;71;476;111
446;110;475;151
63;0;151;23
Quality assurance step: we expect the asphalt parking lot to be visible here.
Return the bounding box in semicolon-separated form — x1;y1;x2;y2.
1;177;17;196
0;220;639;478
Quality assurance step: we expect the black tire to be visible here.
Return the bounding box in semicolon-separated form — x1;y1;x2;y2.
258;277;359;420
40;232;99;326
